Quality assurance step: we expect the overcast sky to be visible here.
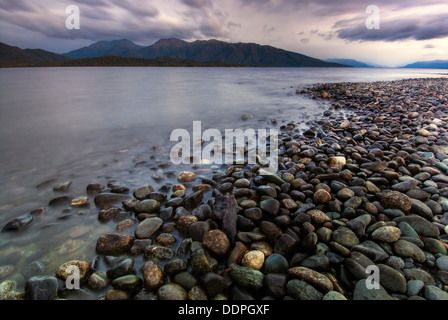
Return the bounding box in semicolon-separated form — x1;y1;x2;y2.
1;0;447;66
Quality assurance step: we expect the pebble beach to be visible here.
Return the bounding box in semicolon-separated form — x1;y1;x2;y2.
1;77;448;301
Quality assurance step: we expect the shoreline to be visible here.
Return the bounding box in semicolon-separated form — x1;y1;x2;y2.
1;77;448;301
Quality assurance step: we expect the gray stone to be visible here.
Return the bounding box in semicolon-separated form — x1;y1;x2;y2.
352;240;389;261
407;279;424;296
353;279;394;300
332;227;359;248
96;233;135;255
394;215;440;237
423;238;447;255
94;193;129;207
371;226;401;243
410;199;433;220
436;255;448;271
25;276;59;300
229;263;264;291
286;279;323;300
135;217;163;239
391;179;419;193
424;285;448;300
403;268;436;285
377;264;407;293
111;275;143;292
397;222;419;238
134;199;161;213
158;283;188;300
323;291;347;300
393;240;426;263
264;253;289;273
260;199;281;216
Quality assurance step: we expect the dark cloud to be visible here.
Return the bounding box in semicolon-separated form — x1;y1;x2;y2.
335;14;448;42
181;0;212;8
110;0;159;17
239;0;447;15
0;0;35;12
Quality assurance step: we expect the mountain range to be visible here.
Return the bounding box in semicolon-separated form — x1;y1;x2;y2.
1;39;447;69
63;38;345;68
326;58;373;68
402;60;448;69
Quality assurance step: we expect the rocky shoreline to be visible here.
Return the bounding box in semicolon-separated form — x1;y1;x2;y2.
1;77;448;300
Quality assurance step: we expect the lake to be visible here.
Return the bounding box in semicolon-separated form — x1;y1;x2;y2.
0;66;446;295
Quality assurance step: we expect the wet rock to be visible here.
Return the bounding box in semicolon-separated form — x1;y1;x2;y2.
264;273;287;299
393;239;426;263
377;264;407;294
133;185;154;200
381;191;412;212
264;253;289;273
332;227;359;248
2;215;34;232
0;280;17;300
353;279;394;300
141;260;165;291
286;279;323;300
56;260;90;282
361;161;388;173
436;256;448;271
96;233;135;255
200;273;232;297
106;256;135;279
105;289;131;300
300;254;330;272
229;263;264;291
190;244;218;274
25;276;59;300
410;199;433;220
351;240;389;261
70;196;89;207
313;189;332;204
424;285;448;300
202;229;231;257
111;275;142;292
329;156;346;168
22;261;46;279
323;291;347;300
288;266;333;293
242;250;265;270
53;181;72;192
134;217;163;239
0;265;15;279
336;188;355;201
211;194;238;243
423;238;447;255
145;245;175;262
48;195;73;207
306;209;331;224
260;199;281;216
394;215;440;237
178;171;196;182
371;226;401;243
407;279;424;296
88;272;109;291
94;193;129;208
391;179;419;193
134;199;161;213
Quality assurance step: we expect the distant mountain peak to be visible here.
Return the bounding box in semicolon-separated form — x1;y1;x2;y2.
326;58;373;68
403;59;448;69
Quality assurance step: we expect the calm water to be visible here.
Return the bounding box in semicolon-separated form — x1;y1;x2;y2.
0;67;446;293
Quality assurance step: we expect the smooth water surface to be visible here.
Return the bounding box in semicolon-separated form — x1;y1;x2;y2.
0;67;446;289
